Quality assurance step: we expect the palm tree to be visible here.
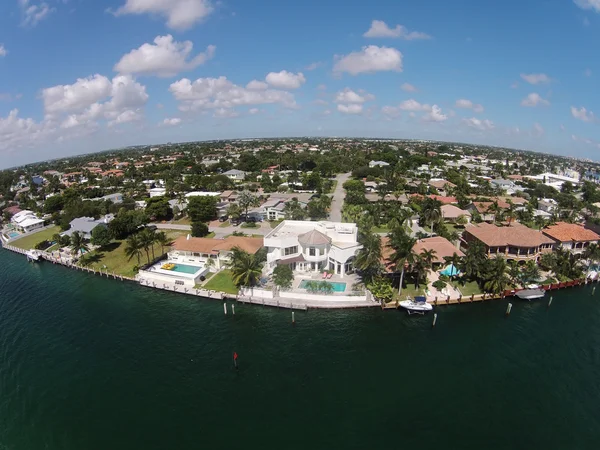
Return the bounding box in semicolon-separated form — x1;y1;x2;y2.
124;234;144;265
583;243;600;266
419;248;437;269
411;255;428;289
227;247;264;288
52;233;61;244
507;260;522;287
455;215;469;228
70;231;89;257
138;229;155;263
154;231;172;255
421;199;442;234
460;240;486;282
522;260;541;285
483;256;509;295
388;228;417;294
534;215;547;231
354;232;383;283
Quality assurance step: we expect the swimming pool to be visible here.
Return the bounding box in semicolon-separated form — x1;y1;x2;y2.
8;232;20;239
170;263;204;274
299;280;347;292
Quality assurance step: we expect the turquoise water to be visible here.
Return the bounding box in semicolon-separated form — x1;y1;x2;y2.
299;280;347;292
1;248;600;449
8;231;20;238
171;263;203;274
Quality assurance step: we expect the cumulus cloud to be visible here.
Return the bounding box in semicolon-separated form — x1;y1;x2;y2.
162;117;181;126
463;117;494;130
169;76;298;112
520;73;551;85
398;99;431;111
0;109;50;151
363;20;432;40
213;108;239;118
114;35;215;77
381;105;401;118
337;104;363;114
521;93;550;107
455;98;484;113
43;74;149;128
423;105;447;122
0;45;6;57
400;83;417;92
574;0;600;12
334;88;374;104
333;45;403;75
571;106;597;122
265;71;306;90
19;0;54;27
114;0;213;30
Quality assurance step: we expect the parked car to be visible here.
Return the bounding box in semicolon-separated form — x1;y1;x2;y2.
230;218;241;226
218;215;228;222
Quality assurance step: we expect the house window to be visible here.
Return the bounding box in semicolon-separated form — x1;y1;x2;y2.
284;246;298;256
309;248;316;256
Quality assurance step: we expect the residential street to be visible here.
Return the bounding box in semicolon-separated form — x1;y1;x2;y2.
329;172;351;222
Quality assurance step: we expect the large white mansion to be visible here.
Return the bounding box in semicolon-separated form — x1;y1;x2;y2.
264;221;362;277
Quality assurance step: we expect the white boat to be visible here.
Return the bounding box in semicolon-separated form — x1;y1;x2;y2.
25;249;41;262
516;289;545;300
587;271;598;280
399;296;433;314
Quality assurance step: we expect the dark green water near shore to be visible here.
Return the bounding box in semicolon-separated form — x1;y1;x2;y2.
1;249;600;450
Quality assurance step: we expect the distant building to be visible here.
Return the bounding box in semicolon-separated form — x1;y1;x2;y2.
11;210;45;233
441;204;471;224
149;188;167;198
369;160;390;168
223;169;247;183
542;222;600;254
62;215;114;240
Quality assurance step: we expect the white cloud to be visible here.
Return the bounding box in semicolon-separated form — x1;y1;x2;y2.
169;76;298;112
0;109;50;151
520;73;551;85
114;35;215;77
19;0;54;27
0;45;6;57
423;105;447;122
571;106;597;122
574;1;600;12
398;99;431;111
363;20;431;40
248;108;260;115
246;80;268;91
521;92;550;107
381;105;401;118
114;0;213;30
44;74;148;129
213;108;239;118
532;122;544;137
455;98;484;113
265;71;306;90
334;88;374;104
463;117;494;131
337;104;363;114
400;83;417;92
162;117;181;126
305;62;321;71
333;45;403;75
584;68;592;77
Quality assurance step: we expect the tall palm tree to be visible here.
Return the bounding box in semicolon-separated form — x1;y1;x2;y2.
507;260;522;287
419;248;437;269
155;231;172;255
227;247;264;288
483;256;509;295
70;231;89;257
421;199;442;234
138;229;155;263
534;215;547;231
388;228;417;294
354;232;383;283
124;234;144;265
460;240;486;282
411;255;428;289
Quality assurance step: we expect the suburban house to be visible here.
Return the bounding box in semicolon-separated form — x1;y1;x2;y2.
169;235;263;271
62;215;114;239
89;193;124;204
538;199;558;214
223;169;247;183
264;221;362;277
220;191;238;203
369;160;390;168
524;172;580;190
542;222;600;254
441;204;471;224
466;201;515;222
11;210;45;233
490;179;516;192
462;222;555;262
413;236;465;267
428;179;456;196
255;198;308;221
149;187;167;198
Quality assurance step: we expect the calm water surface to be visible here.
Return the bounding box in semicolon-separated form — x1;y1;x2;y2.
1;249;599;449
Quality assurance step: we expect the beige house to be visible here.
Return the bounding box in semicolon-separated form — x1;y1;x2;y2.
441;204;471;224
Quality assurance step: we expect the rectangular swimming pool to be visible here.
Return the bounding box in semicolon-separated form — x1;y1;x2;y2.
299;280;347;292
170;263;204;274
8;232;20;238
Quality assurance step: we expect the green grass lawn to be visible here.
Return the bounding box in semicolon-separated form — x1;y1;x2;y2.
11;226;61;250
452;280;482;296
80;229;190;278
203;270;239;294
241;222;258;229
218;220;230;227
372;224;389;233
269;219;283;229
172;217;191;225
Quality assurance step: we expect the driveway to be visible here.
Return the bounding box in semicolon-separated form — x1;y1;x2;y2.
329;172;351;222
211;220;272;238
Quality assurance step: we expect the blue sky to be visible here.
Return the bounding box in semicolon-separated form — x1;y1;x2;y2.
1;0;600;167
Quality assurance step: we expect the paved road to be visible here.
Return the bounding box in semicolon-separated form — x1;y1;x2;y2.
329;173;351;222
151;221;272;238
151;223;191;231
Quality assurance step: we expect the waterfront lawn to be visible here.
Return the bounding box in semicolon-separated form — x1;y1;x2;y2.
81;230;190;277
203;270;239;295
396;284;426;300
11;226;61;250
452;280;482;297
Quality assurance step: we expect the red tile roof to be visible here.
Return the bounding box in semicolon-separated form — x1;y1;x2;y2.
542;222;600;243
464;222;555;247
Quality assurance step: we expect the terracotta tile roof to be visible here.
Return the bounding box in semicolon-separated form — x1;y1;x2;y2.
464;222;555;247
410;194;457;204
441;204;471;219
428;179;456;189
172;236;263;254
412;236;464;263
542;222;600;243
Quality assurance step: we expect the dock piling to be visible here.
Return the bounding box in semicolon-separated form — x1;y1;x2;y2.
432;313;437;328
593;287;596;296
232;304;235;315
224;303;227;315
292;311;295;325
506;303;512;316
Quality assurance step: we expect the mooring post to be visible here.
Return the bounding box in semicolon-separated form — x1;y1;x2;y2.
224;303;227;315
506;303;512;316
292;311;295;324
432;313;437;328
232;304;235;315
593;287;596;296
548;296;553;308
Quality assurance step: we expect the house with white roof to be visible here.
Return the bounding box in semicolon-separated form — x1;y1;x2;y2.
369;160;390;168
264;221;362;277
223;169;247;184
11;210;45;233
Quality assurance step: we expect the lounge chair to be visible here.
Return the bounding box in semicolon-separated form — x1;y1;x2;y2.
327;273;333;279
322;272;328;279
